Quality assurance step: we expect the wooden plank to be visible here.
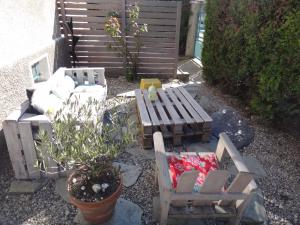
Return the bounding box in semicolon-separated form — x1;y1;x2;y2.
64;3;121;10
157;89;183;125
126;0;178;7
172;88;204;123
75;56;123;62
59;0;69;39
2;120;28;179
168;205;235;219
142;90;160;127
153;132;172;190
64;0;120;3
174;1;182;78
219;172;253;207
38;122;59;178
171;192;248;202
153;98;172;126
76;51;120;57
138;12;177;19
193;170;229;206
173;170;199;207
134;6;177;13
219;133;250;173
18;120;41;179
166;88;194;124
178;87;213;124
65;9;117;16
134;89;152;128
131;18;176;26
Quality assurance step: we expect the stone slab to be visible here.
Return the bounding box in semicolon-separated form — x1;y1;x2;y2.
9;180;44;194
242;189;267;224
55;178;70;203
126;146;155;160
74;198;142;225
211;108;254;149
113;162;142;187
228;156;267;178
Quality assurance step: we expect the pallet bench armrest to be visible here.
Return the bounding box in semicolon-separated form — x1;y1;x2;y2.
153;131;172;191
217;132;251;173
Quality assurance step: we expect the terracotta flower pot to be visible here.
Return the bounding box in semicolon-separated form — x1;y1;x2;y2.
68;174;122;225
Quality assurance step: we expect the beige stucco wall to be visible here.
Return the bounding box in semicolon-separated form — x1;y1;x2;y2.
0;0;69;147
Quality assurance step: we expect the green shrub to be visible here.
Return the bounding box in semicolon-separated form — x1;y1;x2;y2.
202;0;300;122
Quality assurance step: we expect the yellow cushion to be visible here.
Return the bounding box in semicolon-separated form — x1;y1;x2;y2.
140;79;162;89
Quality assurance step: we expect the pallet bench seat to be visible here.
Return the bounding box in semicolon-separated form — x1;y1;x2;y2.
3;67;107;180
135;86;212;149
153;131;257;225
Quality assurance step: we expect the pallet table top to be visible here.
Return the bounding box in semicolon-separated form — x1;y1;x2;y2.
135;87;212;136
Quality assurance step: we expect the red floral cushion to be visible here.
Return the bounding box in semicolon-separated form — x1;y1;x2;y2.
167;153;219;192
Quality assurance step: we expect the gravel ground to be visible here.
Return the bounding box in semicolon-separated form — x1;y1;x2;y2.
0;75;299;225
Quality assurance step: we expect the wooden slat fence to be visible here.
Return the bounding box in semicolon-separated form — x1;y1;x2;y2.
57;0;181;78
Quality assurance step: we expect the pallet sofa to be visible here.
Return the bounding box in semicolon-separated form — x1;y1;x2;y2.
153;131;257;225
3;67;107;180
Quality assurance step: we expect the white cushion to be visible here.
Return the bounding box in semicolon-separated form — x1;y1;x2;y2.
31;83;52;114
72;85;106;94
47;94;64;115
51;86;71;101
61;75;75;92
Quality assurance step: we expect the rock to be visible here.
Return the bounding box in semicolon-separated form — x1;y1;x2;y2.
74;198;143;225
113;162;142;187
55;178;70;203
9;180;44;194
198;95;219;114
92;184;101;193
211;108;254;149
242;189;267;224
228;156;267;178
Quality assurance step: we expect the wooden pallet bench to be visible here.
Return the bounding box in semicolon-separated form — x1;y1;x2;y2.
135;86;212;149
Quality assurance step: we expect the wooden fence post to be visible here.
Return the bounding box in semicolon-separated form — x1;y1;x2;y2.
174;1;182;78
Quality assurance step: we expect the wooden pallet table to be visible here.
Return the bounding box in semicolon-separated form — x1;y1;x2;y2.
135;86;213;149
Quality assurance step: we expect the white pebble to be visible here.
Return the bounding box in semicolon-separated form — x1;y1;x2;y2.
92;184;101;193
81;186;86;191
72;178;77;183
101;183;110;192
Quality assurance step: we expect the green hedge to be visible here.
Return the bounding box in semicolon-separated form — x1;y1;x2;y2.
202;0;300;122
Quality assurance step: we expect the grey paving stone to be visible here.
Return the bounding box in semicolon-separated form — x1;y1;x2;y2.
9;180;44;194
55;178;70;203
74;198;142;225
113;162;142;187
242;189;267;224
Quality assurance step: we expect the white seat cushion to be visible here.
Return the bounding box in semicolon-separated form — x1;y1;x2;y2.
72;85;106;94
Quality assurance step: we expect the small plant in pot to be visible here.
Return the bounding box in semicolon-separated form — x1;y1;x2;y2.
36;98;135;224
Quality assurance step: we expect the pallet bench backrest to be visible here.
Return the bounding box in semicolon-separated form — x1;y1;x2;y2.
3;67;106;180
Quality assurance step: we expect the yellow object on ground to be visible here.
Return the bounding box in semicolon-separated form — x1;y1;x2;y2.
140;79;161;90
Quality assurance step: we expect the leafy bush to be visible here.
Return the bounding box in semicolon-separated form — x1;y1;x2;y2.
202;0;300;122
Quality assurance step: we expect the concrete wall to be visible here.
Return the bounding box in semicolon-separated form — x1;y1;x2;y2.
0;1;69;149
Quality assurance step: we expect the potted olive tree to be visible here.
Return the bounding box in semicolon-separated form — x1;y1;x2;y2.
36;98;134;224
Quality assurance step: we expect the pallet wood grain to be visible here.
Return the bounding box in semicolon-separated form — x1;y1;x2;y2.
136;88;212;148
